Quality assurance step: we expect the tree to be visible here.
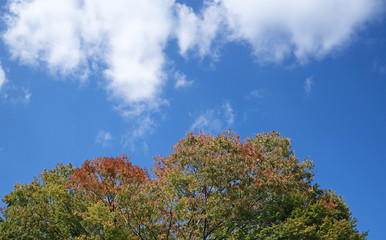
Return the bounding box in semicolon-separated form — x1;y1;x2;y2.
0;163;88;239
0;131;367;239
69;155;150;239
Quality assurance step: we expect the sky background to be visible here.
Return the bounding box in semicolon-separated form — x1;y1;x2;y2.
0;0;385;238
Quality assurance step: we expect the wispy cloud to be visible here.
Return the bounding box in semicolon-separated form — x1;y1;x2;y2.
120;115;157;150
132;116;156;139
223;101;235;126
191;113;217;132
1;85;32;104
373;61;386;75
174;71;193;89
95;130;112;147
22;88;31;104
191;101;235;132
0;62;6;90
248;89;266;99
304;77;313;96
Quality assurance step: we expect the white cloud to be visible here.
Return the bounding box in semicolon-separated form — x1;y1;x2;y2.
304;77;313;96
4;1;84;74
3;0;174;114
190;101;235;132
95;130;112;147
176;0;383;62
174;71;193;88
175;1;224;57
0;62;6;90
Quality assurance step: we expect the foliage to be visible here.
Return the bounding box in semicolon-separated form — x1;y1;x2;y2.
0;131;367;239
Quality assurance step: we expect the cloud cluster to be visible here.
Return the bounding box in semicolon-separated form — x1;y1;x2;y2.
2;0;382;114
4;0;173;114
178;0;382;62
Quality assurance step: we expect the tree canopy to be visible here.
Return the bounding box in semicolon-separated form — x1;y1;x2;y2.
0;131;367;239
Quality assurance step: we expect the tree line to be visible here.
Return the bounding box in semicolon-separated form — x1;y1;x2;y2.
0;131;367;239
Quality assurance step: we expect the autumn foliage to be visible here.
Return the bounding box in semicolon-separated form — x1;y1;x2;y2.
70;155;148;207
0;131;367;239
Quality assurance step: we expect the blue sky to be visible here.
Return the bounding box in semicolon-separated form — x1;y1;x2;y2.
0;0;385;238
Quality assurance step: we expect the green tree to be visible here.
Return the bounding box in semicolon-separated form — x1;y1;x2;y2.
0;131;367;239
0;163;88;239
